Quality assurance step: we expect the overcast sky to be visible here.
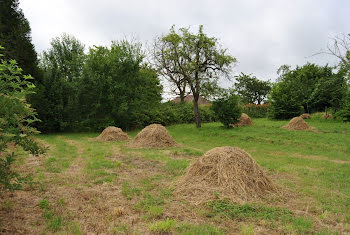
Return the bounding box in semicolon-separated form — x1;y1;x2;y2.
20;0;349;84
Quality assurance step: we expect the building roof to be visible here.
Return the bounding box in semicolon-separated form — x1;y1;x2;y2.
171;95;211;105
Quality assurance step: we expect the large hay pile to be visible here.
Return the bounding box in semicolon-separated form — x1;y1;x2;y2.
300;113;311;119
174;146;277;204
283;117;311;130
96;126;129;141
128;124;177;148
234;113;253;127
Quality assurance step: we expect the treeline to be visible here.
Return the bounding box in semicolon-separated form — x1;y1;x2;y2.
269;63;349;120
29;35;162;132
19;33;350;132
1;0;350;134
26;34;217;132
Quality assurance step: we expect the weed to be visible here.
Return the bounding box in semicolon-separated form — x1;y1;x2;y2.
149;218;177;233
165;158;190;176
147;206;163;218
121;181;141;200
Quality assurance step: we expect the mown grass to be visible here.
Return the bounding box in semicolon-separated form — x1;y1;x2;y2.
30;118;350;234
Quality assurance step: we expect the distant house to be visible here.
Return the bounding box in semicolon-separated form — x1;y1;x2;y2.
171;95;211;106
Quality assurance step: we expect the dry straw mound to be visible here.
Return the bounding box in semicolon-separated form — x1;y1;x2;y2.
96;126;129;141
300;113;311;119
235;113;253;127
283;117;311;130
128;124;177;148
322;113;333;119
174;146;277;204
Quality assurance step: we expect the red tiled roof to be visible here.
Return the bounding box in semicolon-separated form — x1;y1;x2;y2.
171;95;211;105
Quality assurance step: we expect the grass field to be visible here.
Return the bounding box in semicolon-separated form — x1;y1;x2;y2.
1;117;349;234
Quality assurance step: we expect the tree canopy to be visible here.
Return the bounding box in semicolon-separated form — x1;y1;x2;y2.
234;73;271;104
156;25;236;127
0;0;39;77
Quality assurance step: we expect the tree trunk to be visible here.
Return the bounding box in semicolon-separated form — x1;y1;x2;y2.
193;94;201;128
180;90;185;103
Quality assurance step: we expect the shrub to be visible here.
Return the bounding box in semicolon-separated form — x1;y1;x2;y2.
335;103;350;122
268;82;304;119
146;102;216;127
241;103;270;118
0;46;44;191
212;94;242;128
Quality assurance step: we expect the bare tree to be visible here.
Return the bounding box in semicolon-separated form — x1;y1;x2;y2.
326;33;350;66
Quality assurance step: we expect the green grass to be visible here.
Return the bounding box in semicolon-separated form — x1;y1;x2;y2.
30;118;350;234
208;200;313;234
167;119;350;217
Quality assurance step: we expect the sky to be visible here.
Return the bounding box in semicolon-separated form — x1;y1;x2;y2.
20;0;349;86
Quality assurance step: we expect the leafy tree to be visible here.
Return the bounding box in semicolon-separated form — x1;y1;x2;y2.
157;25;236;128
212;92;241;128
0;0;39;77
152;37;189;102
308;70;347;112
30;34;85;132
234;73;271;104
276;63;345;113
78;40;162;130
0;46;43;191
268;81;304;119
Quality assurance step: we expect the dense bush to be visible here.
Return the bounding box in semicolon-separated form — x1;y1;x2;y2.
0;46;43;191
269;63;348;119
146;102;216;127
268;82;304;119
212;94;242;128
31;36;163;132
241;103;270;118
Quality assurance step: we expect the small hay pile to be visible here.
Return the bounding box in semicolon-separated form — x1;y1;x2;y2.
96;126;129;141
300;113;311;119
128;124;177;148
234;113;253;127
282;117;310;131
322;113;333;119
174;146;277;204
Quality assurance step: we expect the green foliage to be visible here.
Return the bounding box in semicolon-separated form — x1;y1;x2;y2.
241;103;270;118
270;63;348;119
0;46;43;191
30;34;86;132
148;101;216;126
0;0;39;77
234;73;271;104
335;97;350;122
158;25;237;128
212;93;242;128
78;40;162;131
268;81;304;119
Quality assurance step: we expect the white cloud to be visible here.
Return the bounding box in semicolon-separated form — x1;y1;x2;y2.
20;0;349;83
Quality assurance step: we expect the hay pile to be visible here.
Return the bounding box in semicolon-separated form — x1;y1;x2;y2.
96;126;129;141
322;113;333;119
128;124;177;148
300;113;311;119
283;117;310;130
234;113;253;127
174;146;277;204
